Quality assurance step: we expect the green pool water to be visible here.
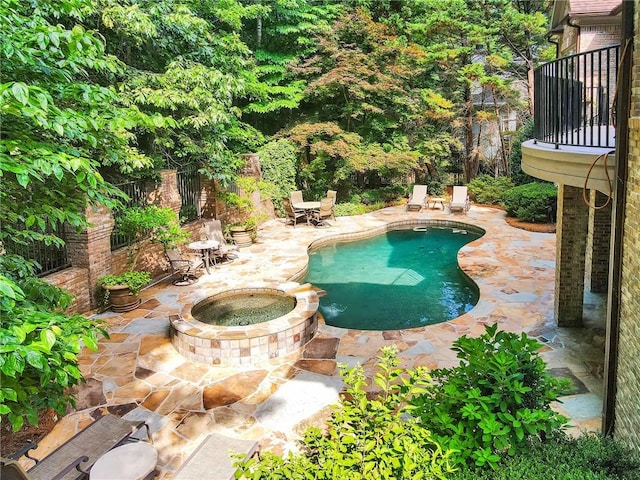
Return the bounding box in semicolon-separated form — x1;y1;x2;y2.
304;226;482;330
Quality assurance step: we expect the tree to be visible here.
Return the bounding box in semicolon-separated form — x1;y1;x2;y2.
0;0;150;429
94;0;266;184
406;0;550;182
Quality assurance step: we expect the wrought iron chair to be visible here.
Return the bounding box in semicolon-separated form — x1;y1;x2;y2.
311;197;335;226
282;197;306;228
165;248;203;285
204;219;238;264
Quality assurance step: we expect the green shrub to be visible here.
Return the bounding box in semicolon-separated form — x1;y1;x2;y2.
509;120;538;186
236;346;455;479
467;174;515;204
502;182;558;223
409;324;569;469
334;202;369;216
257;139;298;215
449;434;640;479
359;186;406;205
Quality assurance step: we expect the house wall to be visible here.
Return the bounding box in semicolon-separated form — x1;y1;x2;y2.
615;1;640;447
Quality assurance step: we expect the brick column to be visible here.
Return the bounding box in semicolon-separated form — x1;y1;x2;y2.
64;204;115;309
148;170;182;215
555;184;589;327
586;190;612;293
199;176;218;219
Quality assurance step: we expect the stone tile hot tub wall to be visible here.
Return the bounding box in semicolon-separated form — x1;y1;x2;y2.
170;285;319;366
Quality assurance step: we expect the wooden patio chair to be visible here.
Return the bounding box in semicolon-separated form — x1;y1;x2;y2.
1;415;150;480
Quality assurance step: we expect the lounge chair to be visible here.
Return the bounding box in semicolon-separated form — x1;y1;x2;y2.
290;190;304;206
165;248;203;285
204;220;239;263
282;197;306;227
406;185;428;211
1;415;150;480
449;185;470;214
173;433;258;480
311;197;335;226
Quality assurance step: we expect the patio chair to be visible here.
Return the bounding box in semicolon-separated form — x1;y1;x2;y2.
173;433;258;480
165;248;203;285
204;219;239;263
282;197;306;228
406;184;428;211
1;415;150;480
449;185;470;214
290;190;304;206
311;197;335;226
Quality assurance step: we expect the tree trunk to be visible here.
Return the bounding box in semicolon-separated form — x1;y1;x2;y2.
463;84;475;183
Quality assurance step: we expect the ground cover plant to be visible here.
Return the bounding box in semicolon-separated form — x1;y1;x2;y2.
449;434;640;479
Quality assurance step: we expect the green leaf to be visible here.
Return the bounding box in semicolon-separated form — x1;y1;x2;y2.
11;82;29;105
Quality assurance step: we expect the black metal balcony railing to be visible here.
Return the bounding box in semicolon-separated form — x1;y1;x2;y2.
534;44;619;149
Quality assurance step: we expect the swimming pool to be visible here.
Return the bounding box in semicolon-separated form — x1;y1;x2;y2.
304;225;482;330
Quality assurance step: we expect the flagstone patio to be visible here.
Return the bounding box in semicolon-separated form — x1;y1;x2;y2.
18;205;606;479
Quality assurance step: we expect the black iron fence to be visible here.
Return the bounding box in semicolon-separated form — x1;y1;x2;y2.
177;166;201;223
4;224;71;277
534;44;619;148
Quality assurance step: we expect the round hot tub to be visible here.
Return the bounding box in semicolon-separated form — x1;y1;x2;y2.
170;286;319;366
192;291;297;327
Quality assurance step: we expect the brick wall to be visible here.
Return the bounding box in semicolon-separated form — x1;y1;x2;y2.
586;190;612;293
43;162;276;315
555;184;589;326
581;24;622;51
613;1;640;448
43;170;188;313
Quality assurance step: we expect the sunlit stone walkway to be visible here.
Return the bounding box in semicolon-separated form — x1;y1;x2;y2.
22;205;605;478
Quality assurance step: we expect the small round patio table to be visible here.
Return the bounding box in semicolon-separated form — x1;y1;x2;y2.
90;442;157;480
188;240;220;274
293;201;321;225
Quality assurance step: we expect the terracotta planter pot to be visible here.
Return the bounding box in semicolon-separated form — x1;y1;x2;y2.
230;228;254;248
105;284;141;312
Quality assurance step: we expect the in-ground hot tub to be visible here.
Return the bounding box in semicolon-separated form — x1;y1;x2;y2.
170;285;319;366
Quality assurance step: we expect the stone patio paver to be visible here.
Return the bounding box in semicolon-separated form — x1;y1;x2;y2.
22;205;606;478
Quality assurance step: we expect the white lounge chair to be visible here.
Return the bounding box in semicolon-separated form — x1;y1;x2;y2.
449;186;470;214
406;185;428;211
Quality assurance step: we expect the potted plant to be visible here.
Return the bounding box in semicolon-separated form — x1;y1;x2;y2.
99;205;189;311
220;177;272;247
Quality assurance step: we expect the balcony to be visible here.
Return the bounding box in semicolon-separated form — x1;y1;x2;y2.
522;45;619;193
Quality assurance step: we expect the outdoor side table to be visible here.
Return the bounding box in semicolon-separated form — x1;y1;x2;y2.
187;240;220;274
90;442;157;480
429;197;446;210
